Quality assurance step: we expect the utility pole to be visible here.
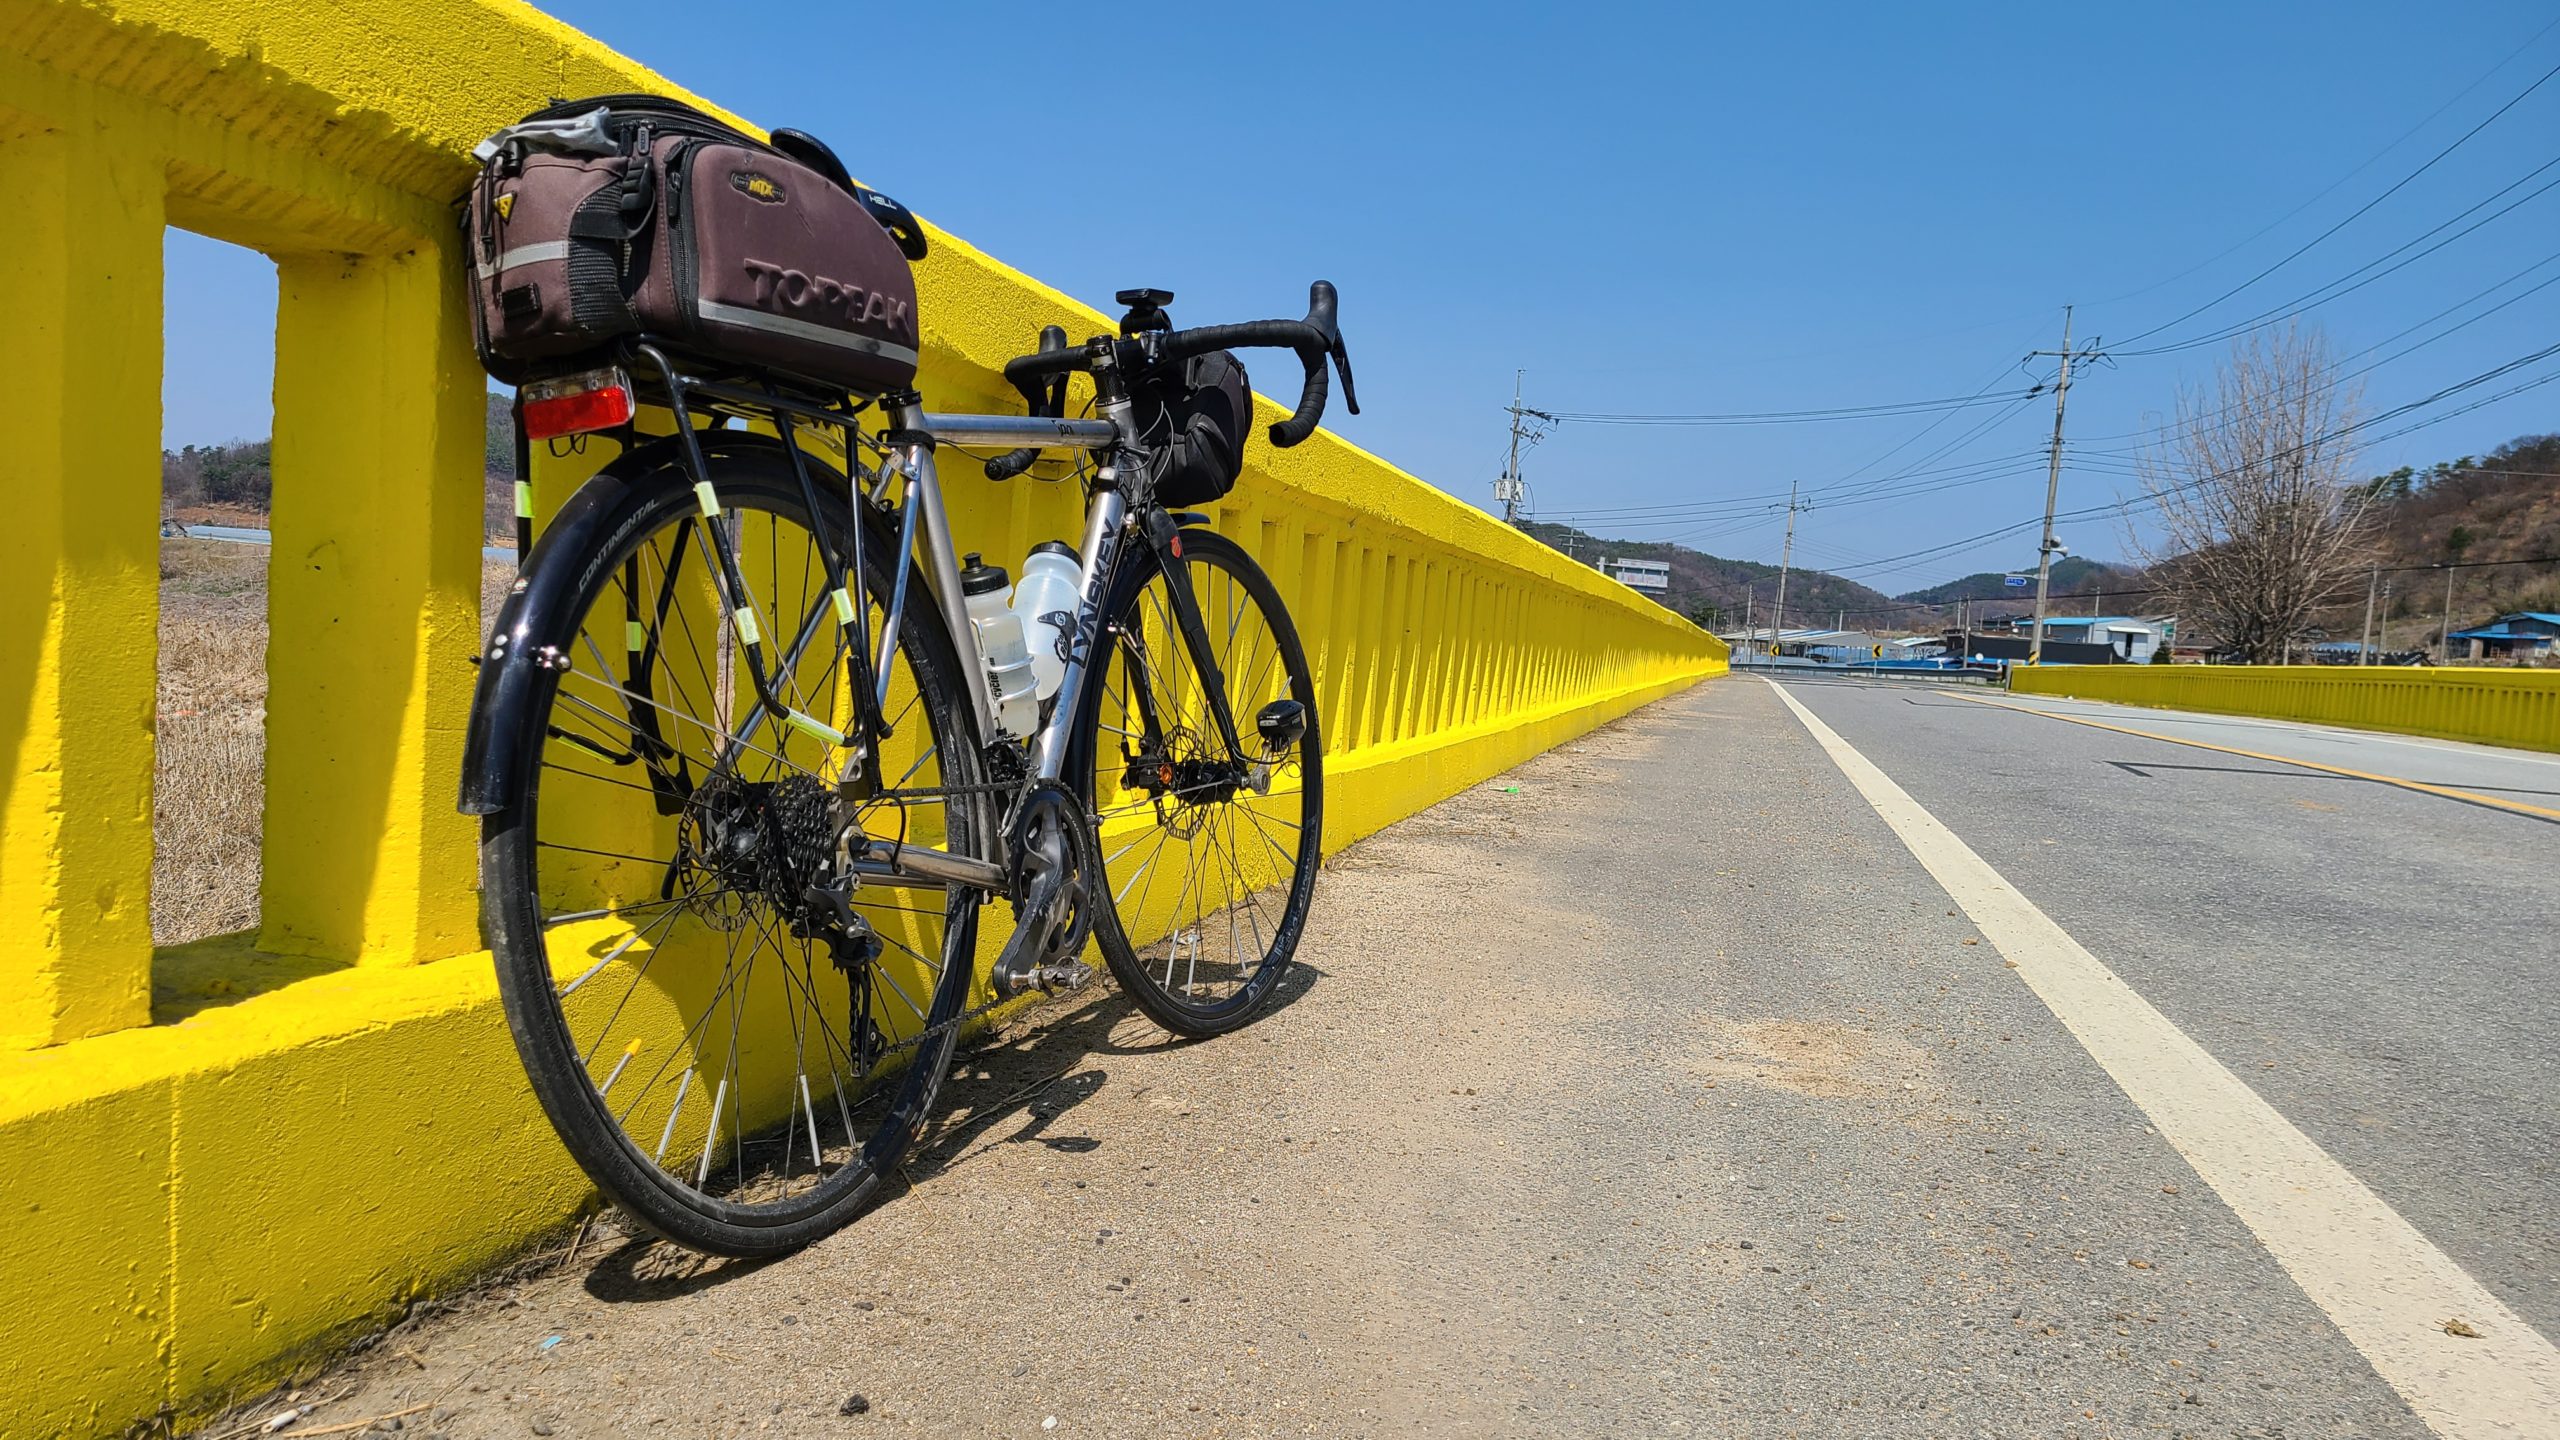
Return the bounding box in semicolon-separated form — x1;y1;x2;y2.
1495;371;1551;526
1770;479;1803;658
1741;586;1754;661
2441;563;2459;664
2026;306;2101;666
2359;566;2379;666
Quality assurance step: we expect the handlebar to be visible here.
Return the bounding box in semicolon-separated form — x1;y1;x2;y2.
998;281;1359;454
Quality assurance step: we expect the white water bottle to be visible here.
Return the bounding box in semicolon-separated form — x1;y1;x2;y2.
959;554;1040;738
1011;541;1083;701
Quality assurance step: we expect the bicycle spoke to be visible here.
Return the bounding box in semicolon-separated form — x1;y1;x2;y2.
501;470;981;1242
1082;537;1318;1025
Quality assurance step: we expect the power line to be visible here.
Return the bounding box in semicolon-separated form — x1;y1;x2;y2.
1537;387;2041;427
2085;14;2560;311
2025;353;2560;542
2111;159;2560;358
1811;343;2560;583
2107;56;2560;351
1810;331;2059;496
1540;452;2047;528
2069;246;2560;449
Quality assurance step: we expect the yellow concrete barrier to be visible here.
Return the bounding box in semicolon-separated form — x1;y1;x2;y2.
2007;664;2560;754
0;2;1722;1431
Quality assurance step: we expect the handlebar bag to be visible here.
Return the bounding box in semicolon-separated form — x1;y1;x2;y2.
464;96;920;396
1136;350;1253;507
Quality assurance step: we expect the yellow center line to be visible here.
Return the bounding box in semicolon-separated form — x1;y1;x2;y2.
1950;690;2560;822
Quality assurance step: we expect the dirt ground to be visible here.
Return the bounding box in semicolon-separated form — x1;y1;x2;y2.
185;712;1659;1440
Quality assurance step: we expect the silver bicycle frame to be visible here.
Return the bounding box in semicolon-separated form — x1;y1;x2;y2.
884;400;1131;775
821;396;1145;897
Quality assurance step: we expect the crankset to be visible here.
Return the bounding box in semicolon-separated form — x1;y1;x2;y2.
990;781;1099;998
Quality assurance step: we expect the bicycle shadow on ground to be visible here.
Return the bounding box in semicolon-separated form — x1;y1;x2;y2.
914;957;1328;1182
576;959;1325;1306
583;1236;783;1302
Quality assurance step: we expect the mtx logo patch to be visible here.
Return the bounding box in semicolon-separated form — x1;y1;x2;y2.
730;170;786;204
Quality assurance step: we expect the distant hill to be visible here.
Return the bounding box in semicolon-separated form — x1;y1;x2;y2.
1891;557;2135;608
1516;521;1912;630
2326;432;2560;646
165;392;517;538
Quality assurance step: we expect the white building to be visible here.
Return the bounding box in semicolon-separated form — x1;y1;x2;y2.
1607;557;1670;595
2033;616;2169;663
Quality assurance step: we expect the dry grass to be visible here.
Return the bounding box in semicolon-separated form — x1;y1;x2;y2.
155;542;269;946
152;541;517;947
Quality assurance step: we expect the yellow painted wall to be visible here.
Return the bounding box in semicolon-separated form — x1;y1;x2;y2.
0;1;1723;1432
2008;664;2560;754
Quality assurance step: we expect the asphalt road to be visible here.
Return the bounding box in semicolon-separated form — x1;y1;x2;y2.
1772;674;2557;1344
200;676;2553;1440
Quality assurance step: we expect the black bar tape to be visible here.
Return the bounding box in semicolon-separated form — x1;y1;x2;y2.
1269;354;1330;448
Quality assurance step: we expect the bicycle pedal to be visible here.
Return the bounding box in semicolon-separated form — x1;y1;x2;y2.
1030;959;1094;995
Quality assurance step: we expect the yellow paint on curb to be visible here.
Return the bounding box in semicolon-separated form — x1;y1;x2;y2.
1951;691;2560;822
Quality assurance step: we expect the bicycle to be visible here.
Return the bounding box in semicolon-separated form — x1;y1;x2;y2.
458;265;1358;1256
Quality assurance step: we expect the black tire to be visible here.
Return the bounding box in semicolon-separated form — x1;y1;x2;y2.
1070;528;1322;1038
480;446;985;1256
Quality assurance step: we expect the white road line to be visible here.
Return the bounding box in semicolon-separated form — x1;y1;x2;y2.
1766;677;2560;1440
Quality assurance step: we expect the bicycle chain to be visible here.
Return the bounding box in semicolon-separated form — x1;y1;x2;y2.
843;747;1061;1065
852;941;1057;1068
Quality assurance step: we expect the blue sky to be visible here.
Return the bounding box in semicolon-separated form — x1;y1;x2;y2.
164;1;2560;594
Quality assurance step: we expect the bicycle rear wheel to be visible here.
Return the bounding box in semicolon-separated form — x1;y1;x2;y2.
479;445;985;1256
1071;528;1322;1037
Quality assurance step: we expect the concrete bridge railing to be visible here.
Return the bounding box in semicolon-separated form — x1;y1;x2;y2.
0;1;1722;1430
2009;664;2559;754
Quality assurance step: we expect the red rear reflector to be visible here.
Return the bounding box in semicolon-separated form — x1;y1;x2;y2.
521;368;636;440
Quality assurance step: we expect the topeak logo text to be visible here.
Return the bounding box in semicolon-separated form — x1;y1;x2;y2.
740;259;913;335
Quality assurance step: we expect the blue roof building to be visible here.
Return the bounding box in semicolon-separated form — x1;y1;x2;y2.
2446;612;2560;661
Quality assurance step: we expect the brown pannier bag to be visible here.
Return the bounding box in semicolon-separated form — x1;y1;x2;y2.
463;96;924;395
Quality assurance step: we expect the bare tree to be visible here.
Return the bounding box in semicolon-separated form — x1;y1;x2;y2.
2129;324;2375;664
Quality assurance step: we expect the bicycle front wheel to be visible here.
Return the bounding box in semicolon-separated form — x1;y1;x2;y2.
1071;528;1322;1037
479;445;986;1256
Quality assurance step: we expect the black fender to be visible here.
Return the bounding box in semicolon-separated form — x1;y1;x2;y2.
458;430;820;816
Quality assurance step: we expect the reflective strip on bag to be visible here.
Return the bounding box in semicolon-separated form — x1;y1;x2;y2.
474;240;572;279
696;300;921;368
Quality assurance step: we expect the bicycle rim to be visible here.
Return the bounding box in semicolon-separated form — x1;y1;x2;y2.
483;452;984;1253
1076;529;1322;1036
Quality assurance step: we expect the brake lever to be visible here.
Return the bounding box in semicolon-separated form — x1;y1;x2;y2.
990;324;1074;480
1301;279;1358;416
